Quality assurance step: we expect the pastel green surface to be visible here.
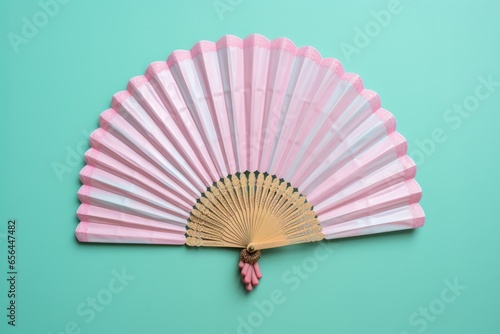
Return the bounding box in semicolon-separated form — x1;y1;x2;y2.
1;0;499;333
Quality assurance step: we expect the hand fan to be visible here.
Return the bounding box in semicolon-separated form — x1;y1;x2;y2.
76;34;425;291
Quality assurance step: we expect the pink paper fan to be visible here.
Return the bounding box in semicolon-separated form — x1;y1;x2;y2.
75;34;425;291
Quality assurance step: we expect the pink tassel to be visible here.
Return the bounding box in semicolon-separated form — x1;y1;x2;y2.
239;251;263;291
243;266;253;284
241;263;250;276
251;267;259;286
253;262;262;279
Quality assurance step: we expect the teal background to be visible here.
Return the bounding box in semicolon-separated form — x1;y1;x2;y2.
1;0;499;333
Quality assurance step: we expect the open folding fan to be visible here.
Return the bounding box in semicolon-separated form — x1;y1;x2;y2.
76;34;425;291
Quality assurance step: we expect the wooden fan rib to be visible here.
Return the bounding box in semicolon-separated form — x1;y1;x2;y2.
231;174;251;243
187;221;245;246
239;173;252;248
190;210;245;245
186;237;242;248
187;172;323;251
217;180;248;243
